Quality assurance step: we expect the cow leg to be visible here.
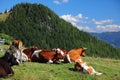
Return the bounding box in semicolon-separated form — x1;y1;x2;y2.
53;59;61;64
47;60;53;64
90;66;102;75
74;62;83;71
20;50;23;63
0;66;8;78
53;58;58;63
21;53;29;62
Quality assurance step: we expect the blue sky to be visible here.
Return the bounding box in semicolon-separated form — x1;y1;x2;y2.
0;0;120;33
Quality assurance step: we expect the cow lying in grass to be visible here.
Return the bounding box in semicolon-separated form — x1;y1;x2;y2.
64;47;86;63
75;59;102;75
23;46;39;61
8;45;29;63
11;40;68;64
0;49;19;78
10;40;29;63
32;48;67;64
63;47;102;75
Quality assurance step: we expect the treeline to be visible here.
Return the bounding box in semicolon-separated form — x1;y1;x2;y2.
0;3;120;59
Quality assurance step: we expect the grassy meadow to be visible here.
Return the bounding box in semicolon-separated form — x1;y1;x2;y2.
0;12;10;22
0;44;120;80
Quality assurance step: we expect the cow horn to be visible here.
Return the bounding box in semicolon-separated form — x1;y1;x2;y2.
83;47;87;50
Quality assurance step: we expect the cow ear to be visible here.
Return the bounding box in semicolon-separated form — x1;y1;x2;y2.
83;47;87;50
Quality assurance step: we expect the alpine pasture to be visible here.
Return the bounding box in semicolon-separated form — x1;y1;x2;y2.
0;44;120;80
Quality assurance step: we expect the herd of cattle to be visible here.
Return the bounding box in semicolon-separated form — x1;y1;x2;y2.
0;40;102;78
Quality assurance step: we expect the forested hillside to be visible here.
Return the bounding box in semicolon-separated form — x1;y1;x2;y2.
0;3;120;59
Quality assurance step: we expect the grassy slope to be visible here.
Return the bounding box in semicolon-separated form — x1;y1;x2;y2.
0;44;120;80
0;12;10;22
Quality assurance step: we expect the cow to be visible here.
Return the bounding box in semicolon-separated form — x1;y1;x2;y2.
23;46;39;61
74;58;102;75
52;48;67;63
10;40;28;63
8;45;29;63
64;47;86;63
65;47;102;75
0;49;19;78
32;48;67;64
11;39;23;50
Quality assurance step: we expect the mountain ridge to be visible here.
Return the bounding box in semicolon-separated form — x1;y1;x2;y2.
91;31;120;48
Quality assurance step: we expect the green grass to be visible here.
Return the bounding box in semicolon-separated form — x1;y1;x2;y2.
0;44;120;80
0;12;10;22
0;44;8;57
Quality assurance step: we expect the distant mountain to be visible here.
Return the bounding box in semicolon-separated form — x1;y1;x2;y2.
0;3;120;59
91;31;120;48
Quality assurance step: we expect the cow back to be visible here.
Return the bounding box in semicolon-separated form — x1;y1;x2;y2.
38;50;56;63
23;47;39;61
65;47;86;63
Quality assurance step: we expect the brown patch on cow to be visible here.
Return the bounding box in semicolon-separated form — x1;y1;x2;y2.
11;40;24;50
23;46;39;61
68;47;86;62
87;67;93;74
31;48;67;64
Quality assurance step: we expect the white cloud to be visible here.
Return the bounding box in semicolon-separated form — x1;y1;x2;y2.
60;14;96;32
92;19;113;25
53;0;69;4
60;14;78;26
62;0;69;3
76;26;96;32
84;17;88;19
76;13;83;19
96;24;120;32
53;0;61;4
60;13;87;25
60;14;120;33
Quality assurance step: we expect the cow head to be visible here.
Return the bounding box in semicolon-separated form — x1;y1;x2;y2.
8;45;17;54
3;50;19;66
80;47;87;57
11;39;23;50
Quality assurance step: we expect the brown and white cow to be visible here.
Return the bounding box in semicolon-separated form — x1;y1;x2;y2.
10;40;28;63
11;39;23;50
74;58;102;75
64;47;86;63
23;46;39;61
65;47;102;75
32;48;67;64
